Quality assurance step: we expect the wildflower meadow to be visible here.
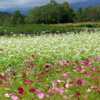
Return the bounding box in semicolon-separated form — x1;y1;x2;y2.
0;31;100;100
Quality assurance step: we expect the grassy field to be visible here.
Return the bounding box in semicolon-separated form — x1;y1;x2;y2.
51;22;100;26
0;31;100;99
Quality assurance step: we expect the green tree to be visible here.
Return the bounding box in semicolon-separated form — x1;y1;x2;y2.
42;0;58;24
25;9;35;23
81;6;93;22
75;7;83;22
92;6;100;22
17;16;25;25
3;15;11;27
26;0;75;24
26;0;58;24
26;7;42;24
57;2;75;23
11;10;25;26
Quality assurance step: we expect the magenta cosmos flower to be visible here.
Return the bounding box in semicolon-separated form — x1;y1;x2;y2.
31;55;36;59
29;88;36;93
77;80;82;85
0;48;4;51
76;91;80;95
0;75;6;80
18;87;24;95
97;70;100;73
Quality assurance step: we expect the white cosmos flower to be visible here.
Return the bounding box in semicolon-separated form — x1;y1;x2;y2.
4;93;10;97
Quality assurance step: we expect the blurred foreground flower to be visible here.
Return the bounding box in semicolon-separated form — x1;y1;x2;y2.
0;75;6;80
0;48;4;51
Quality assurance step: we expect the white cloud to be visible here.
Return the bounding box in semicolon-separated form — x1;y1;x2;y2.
0;0;89;9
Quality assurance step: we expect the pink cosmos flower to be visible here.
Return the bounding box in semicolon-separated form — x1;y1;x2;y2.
7;81;12;86
87;88;92;92
53;68;58;71
54;86;64;95
45;94;49;97
62;73;68;76
65;84;69;88
80;69;85;72
81;65;85;68
47;90;52;93
93;57;98;61
69;95;74;98
24;58;30;63
45;84;50;86
69;82;73;87
29;69;34;74
6;67;16;72
54;86;60;92
24;58;30;61
11;95;18;100
90;67;95;72
29;62;34;67
58;89;64;95
77;80;82;85
36;92;44;99
58;61;65;66
63;96;69;99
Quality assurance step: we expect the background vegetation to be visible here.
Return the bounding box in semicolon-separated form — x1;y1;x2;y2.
0;0;100;27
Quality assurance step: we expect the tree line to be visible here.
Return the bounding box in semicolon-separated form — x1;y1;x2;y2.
0;0;100;27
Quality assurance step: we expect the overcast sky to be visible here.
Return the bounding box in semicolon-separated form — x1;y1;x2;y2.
0;0;90;9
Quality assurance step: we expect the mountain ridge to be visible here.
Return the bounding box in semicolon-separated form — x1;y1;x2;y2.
0;0;100;15
69;0;100;11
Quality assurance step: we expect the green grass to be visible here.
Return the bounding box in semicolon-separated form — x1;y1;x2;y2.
87;27;100;29
1;32;100;100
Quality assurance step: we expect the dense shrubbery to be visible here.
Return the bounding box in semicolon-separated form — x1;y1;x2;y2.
0;23;100;35
1;0;100;26
0;24;85;35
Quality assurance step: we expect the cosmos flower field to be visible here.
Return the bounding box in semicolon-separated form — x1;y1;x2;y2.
0;31;100;100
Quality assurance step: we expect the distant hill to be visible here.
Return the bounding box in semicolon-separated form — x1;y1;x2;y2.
0;6;35;15
69;0;100;11
0;11;11;19
0;0;100;15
